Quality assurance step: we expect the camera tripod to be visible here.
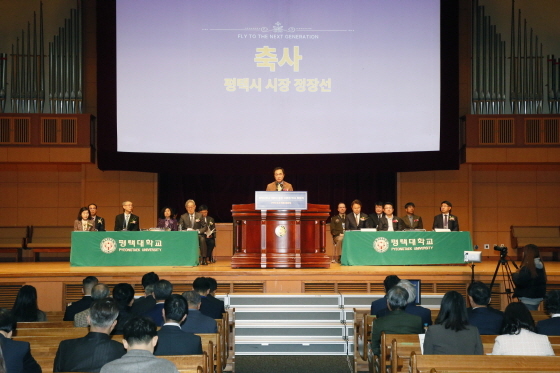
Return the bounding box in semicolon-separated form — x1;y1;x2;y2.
489;247;519;304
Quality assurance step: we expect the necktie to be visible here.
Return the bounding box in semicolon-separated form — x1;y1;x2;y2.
277;183;282;191
444;214;448;228
190;214;194;227
409;216;414;227
355;214;359;226
124;215;129;229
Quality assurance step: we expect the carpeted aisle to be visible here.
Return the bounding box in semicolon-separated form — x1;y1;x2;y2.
235;355;352;373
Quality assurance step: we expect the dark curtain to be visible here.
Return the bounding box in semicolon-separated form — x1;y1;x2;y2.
158;171;396;222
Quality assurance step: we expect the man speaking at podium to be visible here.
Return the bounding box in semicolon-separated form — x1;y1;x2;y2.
266;167;294;191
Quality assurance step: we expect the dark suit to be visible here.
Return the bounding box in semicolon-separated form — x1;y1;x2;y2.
53;332;126;373
201;215;216;258
537;317;560;336
63;295;93;321
179;212;208;257
424;324;483;355
130;295;156;316
467;306;504;335
366;214;384;229
377;216;405;231
143;302;165;326
345;213;369;231
92;216;106;231
376;302;432;327
114;213;140;231
401;214;424;229
200;295;225;320
154;325;203;356
181;309;218;334
370;296;387;316
432;214;459;231
371;309;423;355
0;334;41;373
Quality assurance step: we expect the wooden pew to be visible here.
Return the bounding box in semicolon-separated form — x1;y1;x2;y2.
0;226;27;262
409;351;560;373
160;353;209;373
26;226;72;261
17;321;75;329
353;308;375;372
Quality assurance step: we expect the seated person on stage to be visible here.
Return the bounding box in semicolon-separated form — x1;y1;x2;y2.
143;280;173;327
193;277;225;320
100;316;179;373
537;290;560;336
0;308;41;373
131;272;159;315
371;286;423;356
178;199;209;265
424;291;483;355
181;291;218;334
199;204;217;263
64;275;98;321
154;294;202;356
371;275;401;315
157;206;178;231
345;199;368;230
466;281;504;335
74;283;110;327
74;207;94;231
114;200;140;231
329;202;346;263
432;200;459;231
54;298;126;373
366;201;384;229
377;202;405;231
206;277;226;317
401;202;423;229
112;283;135;335
376;279;432;326
89;203;105;231
266;167;293;191
492;301;553;356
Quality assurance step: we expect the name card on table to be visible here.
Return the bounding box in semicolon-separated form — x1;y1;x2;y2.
255;191;308;210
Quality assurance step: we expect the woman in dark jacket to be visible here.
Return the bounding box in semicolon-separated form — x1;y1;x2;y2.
513;244;546;310
11;285;47;322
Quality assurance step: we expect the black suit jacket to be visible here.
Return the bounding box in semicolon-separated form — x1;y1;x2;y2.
63;296;93;321
92;216;106;231
537;317;560;336
467;306;504;335
114;213;140;231
377;216;405;231
432;214;459;231
0;335;41;373
53;332;126;373
143;303;165;326
200;295;225;320
154;325;203;356
345;213;369;231
130;295;156;316
366;214;384;229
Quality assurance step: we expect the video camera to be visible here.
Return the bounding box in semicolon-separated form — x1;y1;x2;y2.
494;245;508;255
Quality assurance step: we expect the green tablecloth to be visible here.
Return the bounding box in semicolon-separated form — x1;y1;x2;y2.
70;231;199;266
341;231;473;266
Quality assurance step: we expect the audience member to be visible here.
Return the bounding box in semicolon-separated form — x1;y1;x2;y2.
112;283;136;335
377;202;404;231
64;276;98;321
537;290;560;336
265;167;293;191
178;199;208;265
344;200;368;231
492;301;553;355
157;207;178;231
88;203;105;231
143;280;173;326
370;286;423;355
432;200;459;231
194;277;225;319
329;202;346;263
371;275;401;315
206;277;226;317
366;202;384;229
114;201;140;231
181;291;217;333
513;244;547;310
74;283;110;327
54;298;125;372
199;205;217;263
0;308;41;373
74;207;93;231
466;281;504;335
11;285;46;322
100;316;179;373
154;294;202;356
131;272;159;315
424;291;483;355
401;202;423;229
376;280;432;326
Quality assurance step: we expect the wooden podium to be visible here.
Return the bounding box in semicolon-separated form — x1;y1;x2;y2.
231;202;331;268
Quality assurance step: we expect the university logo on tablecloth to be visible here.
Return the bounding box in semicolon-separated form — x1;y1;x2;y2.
100;238;117;254
373;237;389;253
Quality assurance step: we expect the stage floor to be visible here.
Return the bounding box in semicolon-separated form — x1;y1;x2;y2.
0;259;558;312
